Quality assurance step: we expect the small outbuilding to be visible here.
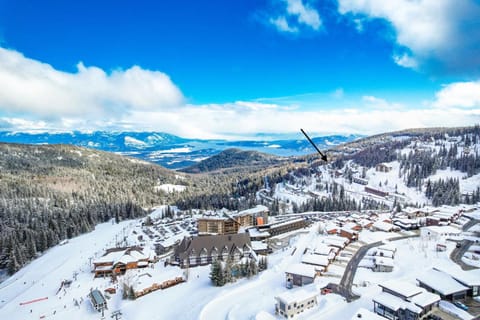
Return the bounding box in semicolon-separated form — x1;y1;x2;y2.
89;289;107;312
285;263;316;288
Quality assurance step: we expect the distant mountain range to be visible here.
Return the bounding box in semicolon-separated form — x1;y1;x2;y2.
0;131;363;169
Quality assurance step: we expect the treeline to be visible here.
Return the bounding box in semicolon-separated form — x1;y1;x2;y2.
209;256;267;287
1;198;144;274
294;182;388;213
425;178;480;206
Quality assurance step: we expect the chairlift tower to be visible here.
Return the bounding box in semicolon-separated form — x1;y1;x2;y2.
111;310;122;320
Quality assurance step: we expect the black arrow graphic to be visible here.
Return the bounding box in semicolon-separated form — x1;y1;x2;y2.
301;129;328;162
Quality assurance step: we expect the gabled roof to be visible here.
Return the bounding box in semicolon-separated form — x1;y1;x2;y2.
174;233;251;260
416;269;469;296
313;242;334;255
275;288;317;305
301;254;330;267
285;263;316;278
374;257;394;267
379;280;422;299
372;221;394;232
433;267;480;287
409;291;440;308
373;292;421;314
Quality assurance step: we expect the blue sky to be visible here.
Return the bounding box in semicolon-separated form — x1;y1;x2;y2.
0;0;479;139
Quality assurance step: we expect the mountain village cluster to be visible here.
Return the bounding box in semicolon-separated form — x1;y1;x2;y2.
1;132;480;320
2;201;480;319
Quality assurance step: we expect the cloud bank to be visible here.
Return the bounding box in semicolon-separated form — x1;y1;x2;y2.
0;47;478;139
0;47;184;118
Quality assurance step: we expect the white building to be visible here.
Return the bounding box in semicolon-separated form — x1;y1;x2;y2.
275;288;318;319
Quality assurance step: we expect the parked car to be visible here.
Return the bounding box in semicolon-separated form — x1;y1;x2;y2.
453;301;469;311
456;242;462;248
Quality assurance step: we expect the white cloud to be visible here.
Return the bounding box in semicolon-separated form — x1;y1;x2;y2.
0;47;184;118
286;0;322;30
269;16;298;33
332;88;345;99
392;52;418;69
269;0;322;34
433;80;480;108
362;95;403;109
338;0;480;74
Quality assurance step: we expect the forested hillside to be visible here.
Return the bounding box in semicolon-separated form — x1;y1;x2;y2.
332;125;480;206
0;143;297;274
0;143;181;274
181;148;285;173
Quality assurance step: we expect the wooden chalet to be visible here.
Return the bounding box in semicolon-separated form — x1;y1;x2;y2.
92;246;154;277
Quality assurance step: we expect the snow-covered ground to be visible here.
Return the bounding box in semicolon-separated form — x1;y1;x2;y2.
154;184;187;193
2;205;479;320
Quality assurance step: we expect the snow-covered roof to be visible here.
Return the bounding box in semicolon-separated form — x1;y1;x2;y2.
93;250;125;264
251;241;268;251
235;205;269;216
350;308;385;320
137;261;148;267
274;288;317;305
372;221;394;232
129;249;148;260
285;263;316;278
422;226;462;235
379;280;422;299
393;218;418;225
378;243;396;252
301;254;330;267
313;242;334;255
374;257;394;267
340;227;359;234
468;224;480;233
416;269;469;295
373;292;421;313
432;212;456;219
433;267;480;287
247;228;270;238
322;235;349;247
421;206;440;214
409;291;440;308
271;218;305;228
117;254;136;265
131;267;183;291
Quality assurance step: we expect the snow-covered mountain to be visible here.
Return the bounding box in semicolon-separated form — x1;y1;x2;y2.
0;131;362;169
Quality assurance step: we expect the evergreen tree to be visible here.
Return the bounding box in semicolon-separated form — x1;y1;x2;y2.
209;260;223;286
